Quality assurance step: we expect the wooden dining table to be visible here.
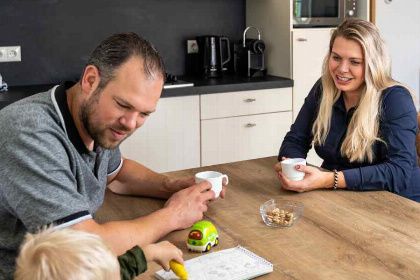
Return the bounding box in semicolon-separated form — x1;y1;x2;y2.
95;157;420;280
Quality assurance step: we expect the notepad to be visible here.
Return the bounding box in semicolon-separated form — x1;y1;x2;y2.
154;246;273;280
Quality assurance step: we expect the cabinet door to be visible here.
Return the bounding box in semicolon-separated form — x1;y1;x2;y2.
292;28;332;120
119;95;200;173
201;112;292;166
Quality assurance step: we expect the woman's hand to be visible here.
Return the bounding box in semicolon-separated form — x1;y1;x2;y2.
274;157;289;173
277;164;333;192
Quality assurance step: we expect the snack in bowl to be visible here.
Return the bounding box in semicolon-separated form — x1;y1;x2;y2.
260;199;304;228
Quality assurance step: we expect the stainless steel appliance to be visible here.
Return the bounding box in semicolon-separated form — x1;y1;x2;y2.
293;0;358;28
196;35;231;78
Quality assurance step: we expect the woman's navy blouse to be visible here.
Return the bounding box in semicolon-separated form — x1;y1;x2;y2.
279;80;420;202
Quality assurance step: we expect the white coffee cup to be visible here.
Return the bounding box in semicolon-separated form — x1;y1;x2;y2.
195;171;229;198
281;158;306;181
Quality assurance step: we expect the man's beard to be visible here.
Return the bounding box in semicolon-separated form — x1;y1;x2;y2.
80;91;131;150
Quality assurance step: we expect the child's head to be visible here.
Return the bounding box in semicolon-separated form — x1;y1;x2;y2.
14;227;120;280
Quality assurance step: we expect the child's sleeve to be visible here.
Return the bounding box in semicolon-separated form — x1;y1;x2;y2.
118;245;148;280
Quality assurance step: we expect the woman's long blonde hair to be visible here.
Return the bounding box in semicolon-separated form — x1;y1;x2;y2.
312;19;414;163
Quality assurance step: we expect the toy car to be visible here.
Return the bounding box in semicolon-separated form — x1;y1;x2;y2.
186;220;219;252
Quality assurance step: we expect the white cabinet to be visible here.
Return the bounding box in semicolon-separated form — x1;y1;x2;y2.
200;88;293;166
201;88;292;119
201;112;292;166
119;95;200;173
120;88;293;172
292;28;332;120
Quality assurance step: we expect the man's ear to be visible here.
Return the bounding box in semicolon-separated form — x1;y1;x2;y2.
81;65;101;96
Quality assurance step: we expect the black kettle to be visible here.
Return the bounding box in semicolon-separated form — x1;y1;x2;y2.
196;35;231;78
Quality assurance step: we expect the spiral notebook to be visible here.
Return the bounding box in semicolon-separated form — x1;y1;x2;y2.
154;246;273;280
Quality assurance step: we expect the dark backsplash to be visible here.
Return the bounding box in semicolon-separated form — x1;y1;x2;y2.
0;0;245;86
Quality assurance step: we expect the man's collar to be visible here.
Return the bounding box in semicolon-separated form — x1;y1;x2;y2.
54;81;91;155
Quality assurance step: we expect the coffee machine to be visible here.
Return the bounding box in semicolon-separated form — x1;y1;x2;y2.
234;26;267;77
196;35;231;78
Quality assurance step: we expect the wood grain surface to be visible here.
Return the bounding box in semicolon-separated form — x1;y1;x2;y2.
95;157;420;280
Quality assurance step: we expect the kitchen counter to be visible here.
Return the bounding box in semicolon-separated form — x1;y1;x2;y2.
162;74;293;97
0;75;293;110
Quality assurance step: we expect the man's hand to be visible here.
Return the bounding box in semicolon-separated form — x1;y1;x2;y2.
165;177;195;192
164;181;215;230
278;164;333;192
219;177;228;198
167;176;229;198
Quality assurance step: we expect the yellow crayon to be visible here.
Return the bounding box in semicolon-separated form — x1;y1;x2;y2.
169;260;188;280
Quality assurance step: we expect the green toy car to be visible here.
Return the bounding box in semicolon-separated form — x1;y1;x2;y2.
187;220;219;252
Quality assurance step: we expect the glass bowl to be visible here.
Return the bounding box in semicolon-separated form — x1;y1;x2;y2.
260;199;304;228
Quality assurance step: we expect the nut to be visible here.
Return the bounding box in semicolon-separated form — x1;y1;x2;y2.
266;208;295;226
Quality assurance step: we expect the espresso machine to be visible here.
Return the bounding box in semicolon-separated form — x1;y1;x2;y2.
234;26;267;77
196;35;231;78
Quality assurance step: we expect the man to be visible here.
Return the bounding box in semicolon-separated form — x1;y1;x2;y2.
0;33;225;278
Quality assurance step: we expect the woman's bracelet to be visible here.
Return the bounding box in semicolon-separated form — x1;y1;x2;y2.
333;169;338;190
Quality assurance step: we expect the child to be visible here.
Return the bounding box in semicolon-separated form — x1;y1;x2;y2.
14;227;184;280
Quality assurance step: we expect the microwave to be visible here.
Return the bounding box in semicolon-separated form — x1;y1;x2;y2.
293;0;358;28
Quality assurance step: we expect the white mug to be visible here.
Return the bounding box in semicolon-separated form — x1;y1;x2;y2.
281;158;306;181
195;171;229;198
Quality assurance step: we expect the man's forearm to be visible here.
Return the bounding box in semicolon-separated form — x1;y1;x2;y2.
72;207;176;255
107;158;176;198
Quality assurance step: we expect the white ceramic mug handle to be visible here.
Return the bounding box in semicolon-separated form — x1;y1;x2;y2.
222;174;229;185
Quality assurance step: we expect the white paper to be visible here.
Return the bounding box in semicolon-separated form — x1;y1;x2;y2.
154;246;273;280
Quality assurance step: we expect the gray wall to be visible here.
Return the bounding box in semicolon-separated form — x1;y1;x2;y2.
0;0;245;86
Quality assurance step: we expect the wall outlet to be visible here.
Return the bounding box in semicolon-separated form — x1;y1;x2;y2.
0;46;21;62
187;40;198;54
0;49;6;61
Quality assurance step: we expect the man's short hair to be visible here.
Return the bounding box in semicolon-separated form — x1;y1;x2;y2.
14;227;119;280
80;32;166;90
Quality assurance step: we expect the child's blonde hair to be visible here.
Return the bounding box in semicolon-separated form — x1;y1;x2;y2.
14;227;120;280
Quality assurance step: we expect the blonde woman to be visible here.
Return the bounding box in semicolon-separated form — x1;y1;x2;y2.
275;19;420;202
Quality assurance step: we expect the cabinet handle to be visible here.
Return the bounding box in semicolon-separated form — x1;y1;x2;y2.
297;38;308;42
244;98;256;102
245;123;257;128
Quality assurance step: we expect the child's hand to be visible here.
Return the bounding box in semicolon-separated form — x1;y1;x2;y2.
143;241;184;271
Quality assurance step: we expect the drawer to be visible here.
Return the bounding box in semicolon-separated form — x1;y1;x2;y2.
201;111;292;166
200;88;292;120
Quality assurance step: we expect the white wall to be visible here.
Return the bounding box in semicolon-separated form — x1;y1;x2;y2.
376;0;420;105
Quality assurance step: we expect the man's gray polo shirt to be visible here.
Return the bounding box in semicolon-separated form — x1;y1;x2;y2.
0;82;122;279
